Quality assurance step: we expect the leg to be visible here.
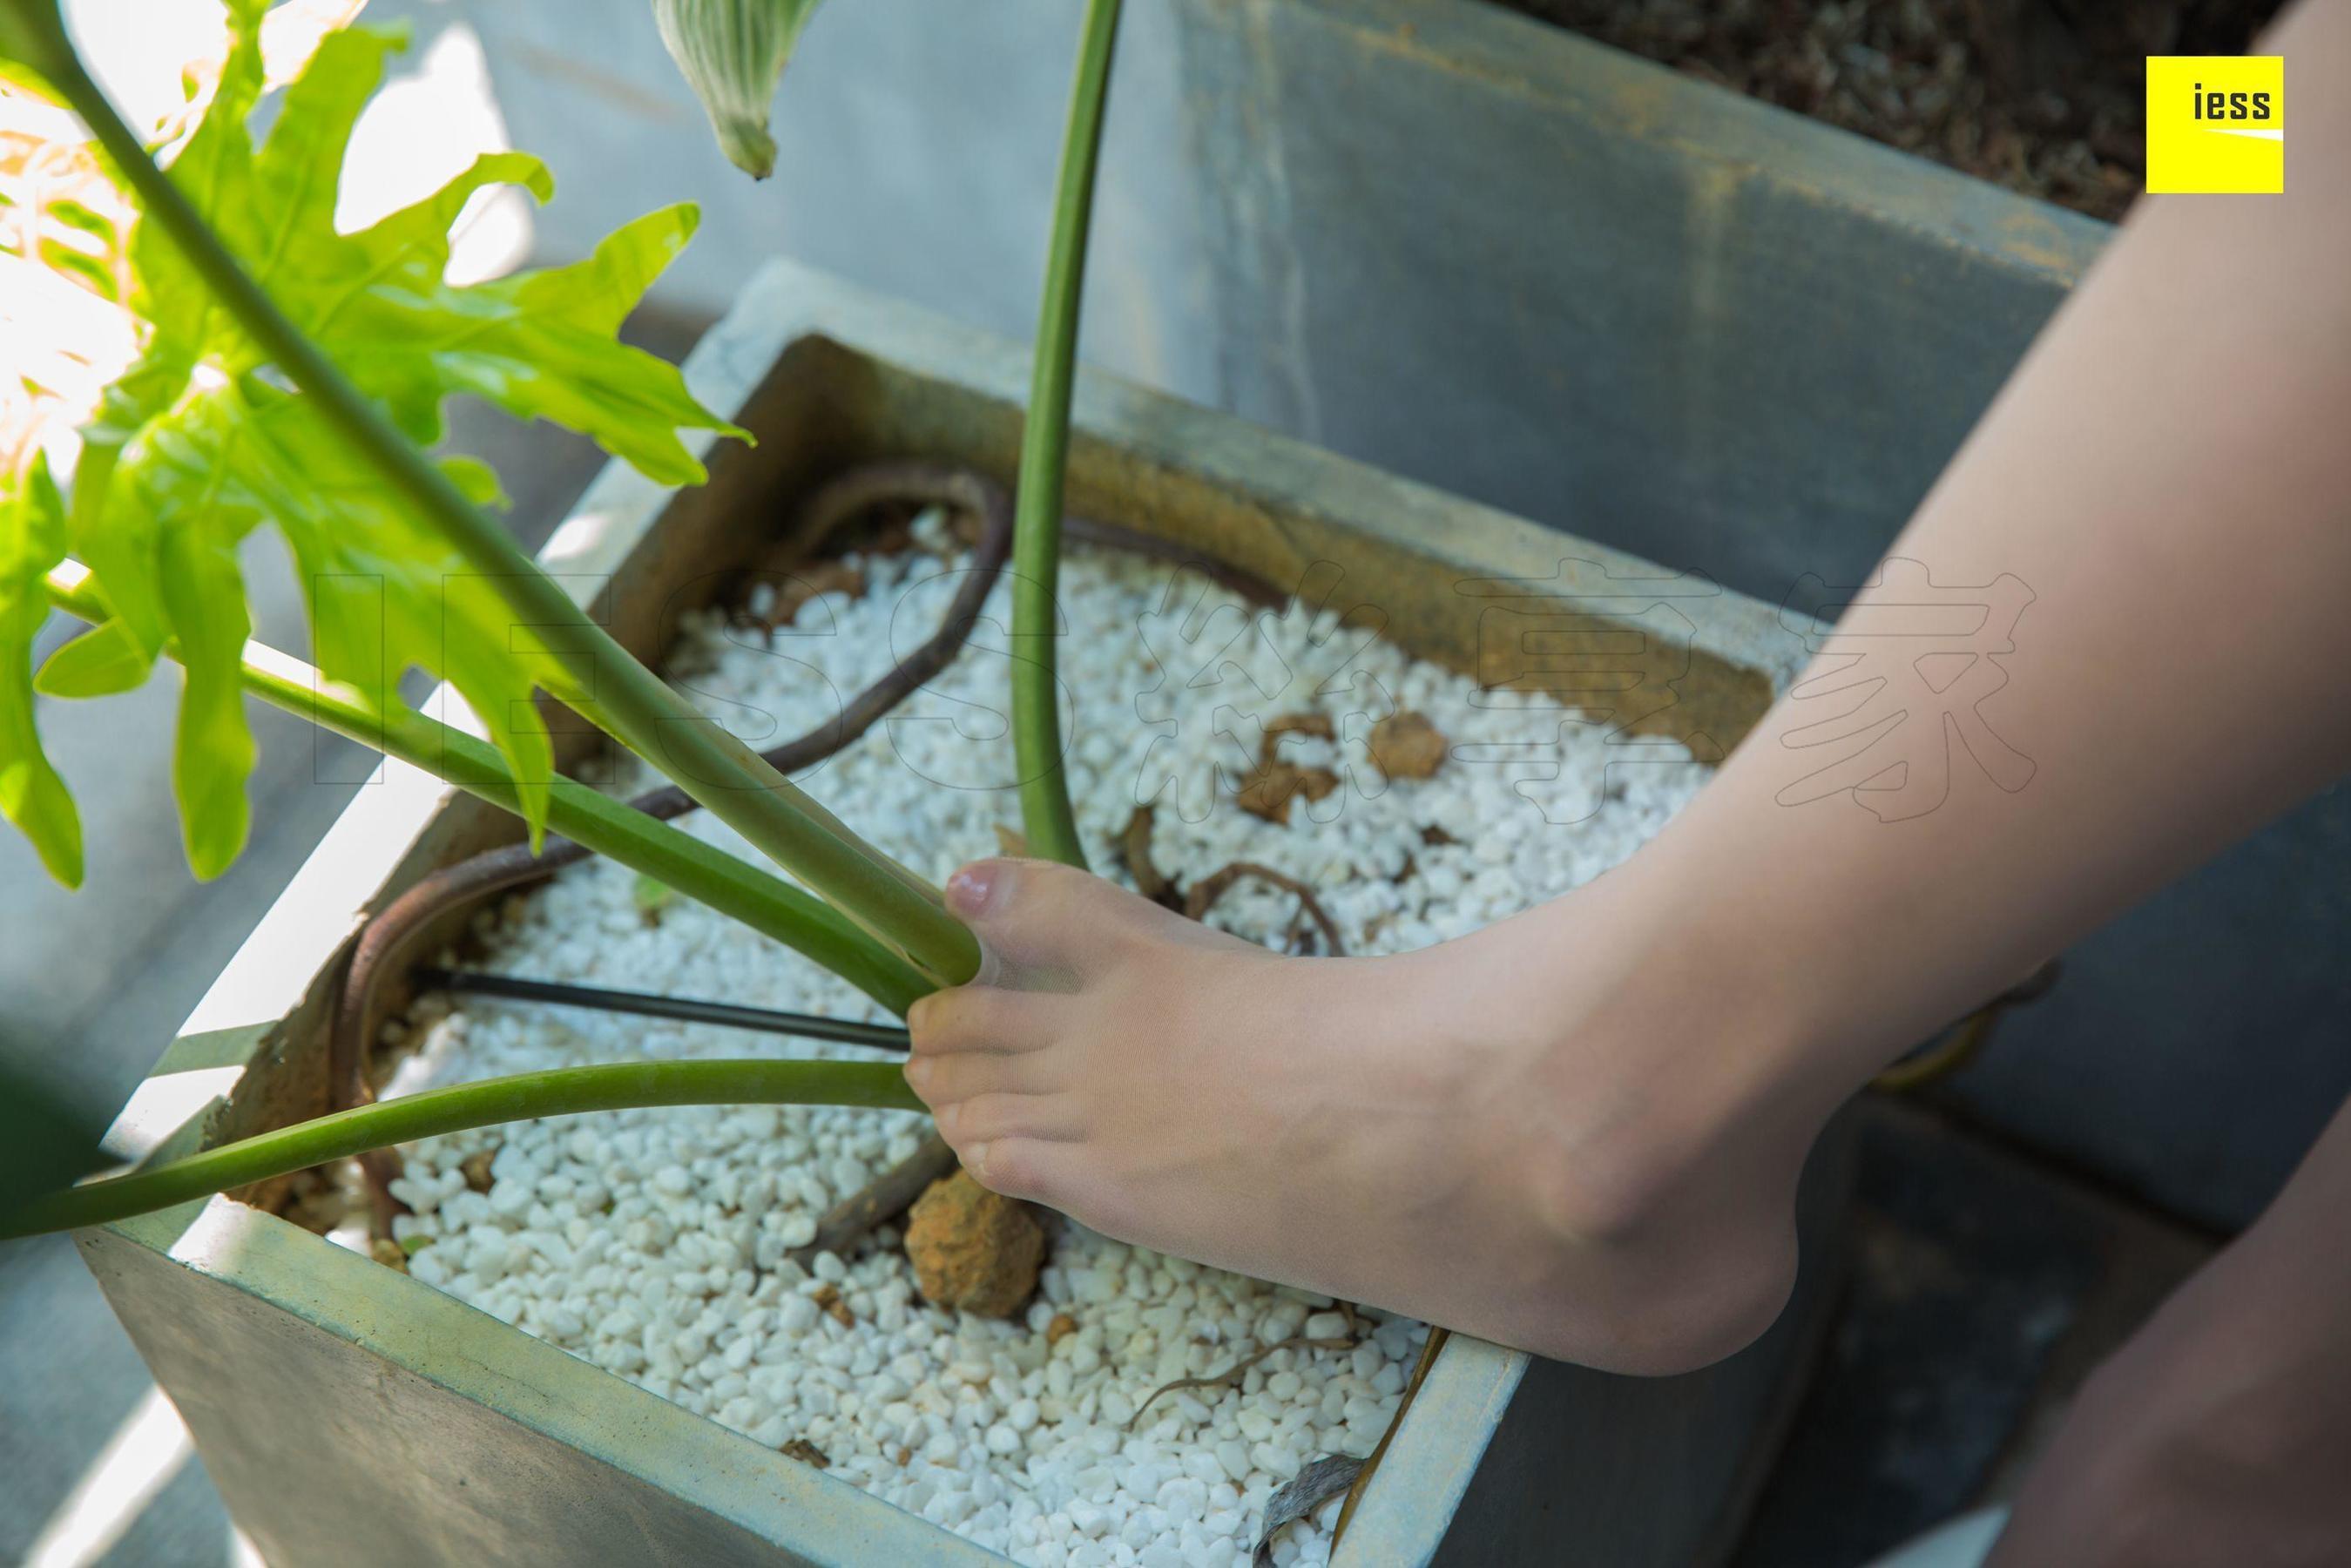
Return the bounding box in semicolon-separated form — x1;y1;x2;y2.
1989;1094;2351;1565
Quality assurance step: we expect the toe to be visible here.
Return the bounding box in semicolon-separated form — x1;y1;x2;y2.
963;1136;1093;1207
944;857;1174;983
907;985;1064;1056
934;1091;1080;1151
904;1046;1065;1106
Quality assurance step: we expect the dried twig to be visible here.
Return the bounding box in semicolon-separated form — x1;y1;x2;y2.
1128;1334;1355;1431
1119;805;1183;909
1184;862;1345;957
1331;1326;1448;1544
786;1133;960;1272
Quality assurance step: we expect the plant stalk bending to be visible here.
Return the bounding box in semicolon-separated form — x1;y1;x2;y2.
1010;0;1125;869
2;1058;923;1239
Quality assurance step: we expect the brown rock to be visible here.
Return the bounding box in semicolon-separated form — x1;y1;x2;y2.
459;1150;497;1193
1235;760;1339;824
905;1171;1044;1318
1369;711;1449;781
780;1438;830;1468
1045;1313;1079;1346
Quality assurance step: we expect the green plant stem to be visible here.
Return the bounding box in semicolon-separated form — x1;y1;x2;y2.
1010;0;1125;869
44;565;931;1016
1;1058;923;1239
38;41;979;986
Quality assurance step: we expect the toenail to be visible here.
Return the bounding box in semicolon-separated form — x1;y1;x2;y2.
963;1141;989;1179
902;1058;932;1091
945;862;1001;917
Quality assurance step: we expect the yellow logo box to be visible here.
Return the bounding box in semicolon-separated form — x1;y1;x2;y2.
2146;56;2285;193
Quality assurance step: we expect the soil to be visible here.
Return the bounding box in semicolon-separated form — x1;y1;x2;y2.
1503;0;2285;220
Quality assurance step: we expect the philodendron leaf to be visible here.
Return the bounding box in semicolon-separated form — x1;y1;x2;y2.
653;0;826;179
0;455;82;888
0;1;746;875
34;618;153;699
156;526;255;879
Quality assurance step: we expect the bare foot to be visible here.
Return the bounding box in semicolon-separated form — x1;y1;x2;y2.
904;858;1824;1374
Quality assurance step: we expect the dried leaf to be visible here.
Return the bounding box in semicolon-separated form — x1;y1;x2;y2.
1260;711;1335;755
1253;1454;1366;1567
1233;760;1338;824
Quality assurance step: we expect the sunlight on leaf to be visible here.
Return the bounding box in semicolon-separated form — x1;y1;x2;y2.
0;453;82;887
32;615;149;698
0;0;745;875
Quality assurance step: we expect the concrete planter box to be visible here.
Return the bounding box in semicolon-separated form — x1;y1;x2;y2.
80;261;1848;1565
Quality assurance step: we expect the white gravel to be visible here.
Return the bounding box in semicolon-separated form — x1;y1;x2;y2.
377;520;1710;1566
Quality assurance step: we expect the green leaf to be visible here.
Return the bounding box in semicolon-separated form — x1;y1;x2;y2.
157;527;254;880
0;454;83;887
35;617;152;698
361;202;741;483
22;5;746;869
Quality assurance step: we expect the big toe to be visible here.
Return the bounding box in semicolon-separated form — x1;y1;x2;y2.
943;857;1179;984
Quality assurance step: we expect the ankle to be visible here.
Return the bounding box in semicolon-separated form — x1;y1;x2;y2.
1503;879;1827;1200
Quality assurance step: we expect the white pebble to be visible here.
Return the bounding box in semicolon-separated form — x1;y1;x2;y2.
375;544;1708;1566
